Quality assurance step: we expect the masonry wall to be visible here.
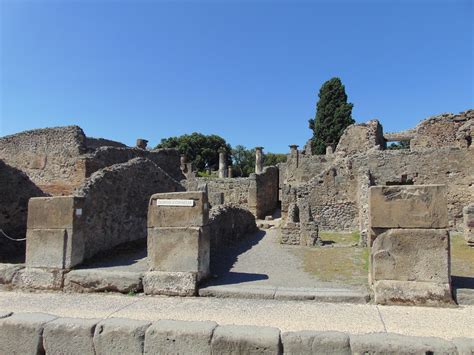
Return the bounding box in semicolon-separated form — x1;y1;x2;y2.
0;160;46;262
254;166;279;218
75;158;184;259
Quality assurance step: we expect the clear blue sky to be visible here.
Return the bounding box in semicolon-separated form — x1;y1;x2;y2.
1;0;472;153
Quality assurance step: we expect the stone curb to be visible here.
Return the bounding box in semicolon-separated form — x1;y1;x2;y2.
0;311;472;354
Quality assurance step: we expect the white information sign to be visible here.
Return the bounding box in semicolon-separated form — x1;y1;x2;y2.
156;199;195;207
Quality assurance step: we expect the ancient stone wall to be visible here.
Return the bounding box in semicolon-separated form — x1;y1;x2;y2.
335;119;385;156
254;166;279;219
85;137;127;151
75;158;184;260
0;160;46;262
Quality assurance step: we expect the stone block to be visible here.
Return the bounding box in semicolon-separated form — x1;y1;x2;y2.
0;312;57;355
374;280;453;306
64;270;143;293
369;185;448;228
148;191;209;228
93;317;151;355
464;203;474;245
371;228;450;283
350;332;457;354
147;226;210;280
144;319;217;354
211;324;281;354
43;317;99;355
27;196;84;230
209;191;224;207
453;337;474;355
143;271;197;296
0;263;24;284
282;330;350;354
26;228;85;269
12;267;64;290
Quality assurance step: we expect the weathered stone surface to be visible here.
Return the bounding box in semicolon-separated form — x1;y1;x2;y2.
374;280;453;306
27;196;84;230
144;319;217;355
211;324;281;354
372;228;450;283
350;332;457;354
464;203;474;246
336;119;385;156
0;263;24;284
12;267;64;290
452;337;474;355
64;270;143;293
147;227;210;280
143;271;197;296
148;191;209;228
282;330;350;354
43;317;99;355
93;317;151;355
0;312;57;355
369;185;448;229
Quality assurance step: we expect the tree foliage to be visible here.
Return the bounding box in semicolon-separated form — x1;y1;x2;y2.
387;140;410;150
231;146;286;177
309;77;354;154
156;133;232;172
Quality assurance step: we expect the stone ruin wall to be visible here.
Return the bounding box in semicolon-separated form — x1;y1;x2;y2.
0;160;46;262
75;157;184;260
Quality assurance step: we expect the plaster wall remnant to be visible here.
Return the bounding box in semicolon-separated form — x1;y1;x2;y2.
255;147;264;174
464;203;474;246
368;185;453;306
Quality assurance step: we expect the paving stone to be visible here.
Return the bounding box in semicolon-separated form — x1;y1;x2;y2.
94;317;151;355
143;271;197;296
211;324;281;354
350;332;457;355
64;270;142;293
0;312;57;355
12;267;64;290
199;285;276;300
43;317;99;355
452;337;474;355
144;319;217;355
282;330;350;354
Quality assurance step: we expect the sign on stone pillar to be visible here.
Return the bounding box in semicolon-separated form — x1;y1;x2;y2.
144;191;210;296
368;185;453;306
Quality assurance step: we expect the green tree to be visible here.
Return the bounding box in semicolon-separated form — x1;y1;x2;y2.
387;140;410;150
232;145;254;177
309;77;354;154
156;133;232;172
264;153;287;166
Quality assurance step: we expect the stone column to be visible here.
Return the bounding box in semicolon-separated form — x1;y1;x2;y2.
136;139;148;150
326;145;334;155
255;147;264;174
218;151;228;178
228;166;233;178
144;191;210;296
368;185;453;306
289;145;299;168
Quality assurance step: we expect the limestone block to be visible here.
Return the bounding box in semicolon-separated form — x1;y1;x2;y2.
144;319;217;355
147;226;210;280
350;332;457;354
211;324;282;354
93;317;151;355
374;280;453;306
464;203;474;245
0;263;24;284
148;191;209;228
369;185;448;228
143;271;197;296
12;267;64;290
282;330;350;354
453;337;474;355
63;270;143;293
43;317;99;355
27;196;84;230
0;312;57;355
372;229;450;283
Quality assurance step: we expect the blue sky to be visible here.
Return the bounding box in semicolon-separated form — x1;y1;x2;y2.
1;0;472;153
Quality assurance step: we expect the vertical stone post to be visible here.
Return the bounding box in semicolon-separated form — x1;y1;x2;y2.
368;185;453;305
218;151;228;178
227;166;233;178
144;191;210;296
136;139;148;150
289;145;299;168
326;145;334;155
255;147;264;174
464;203;474;246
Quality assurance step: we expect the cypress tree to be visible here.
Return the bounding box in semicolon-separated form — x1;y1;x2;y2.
309;77;354;154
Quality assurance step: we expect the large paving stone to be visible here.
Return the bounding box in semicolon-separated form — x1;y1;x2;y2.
144;319;217;354
282;330;350;354
12;267;64;290
64;270;143;293
452;337;474;355
143;271;197;296
369;185;448;229
350;332;457;354
0;312;57;355
93;317;151;355
211;324;281;354
374;280;453;306
43;317;99;355
372;228;450;283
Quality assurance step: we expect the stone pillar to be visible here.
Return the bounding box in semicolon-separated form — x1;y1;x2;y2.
289;145;299;168
144;191;210;296
227;166;233;178
218;151;228;178
26;196;85;269
255;147;264;174
136;139;148;150
326;145;334;155
464;203;474;246
368;185;453;306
